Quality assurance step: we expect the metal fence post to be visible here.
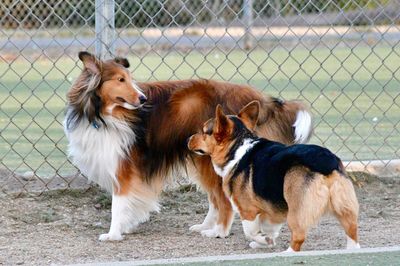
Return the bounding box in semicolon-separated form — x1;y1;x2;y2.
243;0;254;50
95;0;115;59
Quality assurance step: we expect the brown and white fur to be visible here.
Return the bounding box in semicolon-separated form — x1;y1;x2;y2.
187;102;360;251
63;51;313;241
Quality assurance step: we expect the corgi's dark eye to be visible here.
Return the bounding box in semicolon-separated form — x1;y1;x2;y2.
118;77;125;82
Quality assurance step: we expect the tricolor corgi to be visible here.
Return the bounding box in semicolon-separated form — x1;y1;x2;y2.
187;101;360;251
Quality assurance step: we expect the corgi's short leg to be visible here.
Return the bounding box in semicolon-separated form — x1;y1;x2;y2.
284;169;331;251
287;215;307;252
241;216;260;240
329;174;360;249
242;216;271;248
260;220;283;246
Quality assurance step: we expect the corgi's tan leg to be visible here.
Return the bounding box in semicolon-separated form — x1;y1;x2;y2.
329;172;360;249
286;213;307;252
285;168;330;251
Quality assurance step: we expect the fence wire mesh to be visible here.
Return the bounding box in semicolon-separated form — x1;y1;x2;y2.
0;0;399;195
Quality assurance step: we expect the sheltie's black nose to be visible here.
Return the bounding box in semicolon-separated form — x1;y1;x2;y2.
139;95;147;104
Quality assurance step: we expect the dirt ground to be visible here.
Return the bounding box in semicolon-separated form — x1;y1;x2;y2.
1;173;399;266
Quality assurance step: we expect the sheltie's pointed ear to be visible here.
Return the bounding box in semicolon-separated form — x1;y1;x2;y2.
114;57;130;68
214;105;230;142
78;51;101;74
238;100;260;131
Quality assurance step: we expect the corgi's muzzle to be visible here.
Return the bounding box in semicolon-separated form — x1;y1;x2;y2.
187;135;206;155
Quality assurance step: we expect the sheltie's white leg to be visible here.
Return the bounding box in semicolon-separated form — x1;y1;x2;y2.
99;190;160;241
99;194;131;241
190;200;217;232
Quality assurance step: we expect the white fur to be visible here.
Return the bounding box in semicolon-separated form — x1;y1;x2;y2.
106;103;118;114
260;221;283;246
242;216;283;249
346;235;361;249
122;102;138;110
284;246;294;253
229;196;239;213
293;110;312;144
212;139;258;178
64;113;135;192
190;201;217;232
201;223;229;238
99;192;160;241
107;101;143;112
132;80;145;97
249;241;268;249
242;216;270;248
242;217;261;241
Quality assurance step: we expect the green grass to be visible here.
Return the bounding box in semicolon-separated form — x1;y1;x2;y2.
1;44;400;176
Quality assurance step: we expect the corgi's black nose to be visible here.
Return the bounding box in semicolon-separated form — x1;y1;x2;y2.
139;95;147;104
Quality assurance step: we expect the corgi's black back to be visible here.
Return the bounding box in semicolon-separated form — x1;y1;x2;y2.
231;136;343;210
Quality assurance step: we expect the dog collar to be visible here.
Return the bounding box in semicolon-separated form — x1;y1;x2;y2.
92;121;100;129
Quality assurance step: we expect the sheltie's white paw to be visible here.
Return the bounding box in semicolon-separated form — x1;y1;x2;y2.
99;233;124;241
201;225;228;238
249;241;268;249
189;223;213;232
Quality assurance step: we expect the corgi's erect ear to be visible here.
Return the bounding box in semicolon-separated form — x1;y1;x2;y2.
238;100;260;131
78;51;101;74
214;105;230;142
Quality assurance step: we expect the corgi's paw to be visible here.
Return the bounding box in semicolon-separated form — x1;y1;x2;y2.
249;241;268;249
201;225;228;238
265;236;276;247
99;233;124;241
346;236;361;249
282;246;295;253
189;223;213;232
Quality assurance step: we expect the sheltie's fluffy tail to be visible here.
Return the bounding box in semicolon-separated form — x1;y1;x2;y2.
293;109;313;143
259;98;313;145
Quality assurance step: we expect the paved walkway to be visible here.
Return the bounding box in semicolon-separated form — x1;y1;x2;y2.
70;246;400;266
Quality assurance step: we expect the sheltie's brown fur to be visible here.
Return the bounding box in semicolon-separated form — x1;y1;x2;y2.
64;51;313;241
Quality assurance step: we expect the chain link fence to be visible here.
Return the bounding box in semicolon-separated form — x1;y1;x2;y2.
1;0;399;195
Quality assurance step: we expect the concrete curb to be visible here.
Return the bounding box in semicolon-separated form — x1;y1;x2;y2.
68;246;400;266
344;159;400;177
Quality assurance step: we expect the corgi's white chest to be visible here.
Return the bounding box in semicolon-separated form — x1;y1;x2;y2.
212;138;259;178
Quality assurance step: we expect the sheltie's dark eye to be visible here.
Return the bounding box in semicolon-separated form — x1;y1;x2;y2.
118;77;125;82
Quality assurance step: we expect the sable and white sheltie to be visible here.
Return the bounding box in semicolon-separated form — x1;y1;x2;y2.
64;51;313;241
187;102;360;251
